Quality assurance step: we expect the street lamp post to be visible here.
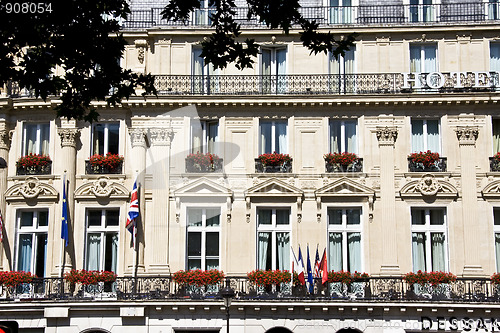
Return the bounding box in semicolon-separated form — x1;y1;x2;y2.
220;278;235;333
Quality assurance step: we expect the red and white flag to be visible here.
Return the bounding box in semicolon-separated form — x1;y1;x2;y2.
291;247;305;285
126;178;139;247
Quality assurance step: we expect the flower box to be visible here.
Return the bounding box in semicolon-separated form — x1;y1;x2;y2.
255;153;292;173
490;153;500;171
324;153;363;172
0;271;35;288
403;271;456;299
408;151;447;172
16;154;52;175
64;269;117;285
185;152;223;172
86;153;124;174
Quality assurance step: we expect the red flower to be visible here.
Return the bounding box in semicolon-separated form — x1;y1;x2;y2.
324;152;358;166
403;270;456;287
327;270;369;284
89;153;124;170
16;154;51;168
408;151;440;168
0;271;35;287
172;269;225;286
247;270;292;286
258;153;292;167
63;269;117;285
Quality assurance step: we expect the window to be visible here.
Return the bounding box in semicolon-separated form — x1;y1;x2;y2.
329;120;357;153
493;119;500;154
16;210;48;277
487;0;499;20
408;0;436;22
494;209;500;271
411;119;440;153
329;46;355;93
187;208;220;270
491;42;500;72
23;123;49;156
192;48;218;94
328;0;356;24
92;123;119;155
85;209;119;272
261;48;286;93
411;208;448;272
327;208;362;272
410;44;437;73
257;208;290;271
193;0;215;25
191;120;219;154
259;120;287;154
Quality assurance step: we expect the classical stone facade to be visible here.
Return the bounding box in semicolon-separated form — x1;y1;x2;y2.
2;0;500;332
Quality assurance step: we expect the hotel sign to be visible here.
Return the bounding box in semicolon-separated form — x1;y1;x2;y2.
402;71;499;90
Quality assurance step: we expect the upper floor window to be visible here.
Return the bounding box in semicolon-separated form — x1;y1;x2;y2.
193;0;215;25
329;46;355;75
493;119;500;155
191;120;219;154
85;209;119;272
410;44;437;73
92;123;119;155
261;48;287;94
411;119;440;153
491;42;500;72
257;208;291;271
487;0;499;20
328;208;362;272
23;123;49;156
328;0;357;24
408;0;436;22
16;209;48;277
494;208;500;271
329;120;357;154
411;208;447;272
187;208;220;270
192;48;218;94
260;120;288;154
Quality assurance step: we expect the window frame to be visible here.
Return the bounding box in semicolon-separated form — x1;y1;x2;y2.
84;208;120;273
493;208;500;272
411;118;441;153
259;120;288;154
190;120;219;154
327;207;363;272
186;207;221;270
329;119;358;154
90;122;120;156
409;43;438;73
256;207;291;271
22;122;50;156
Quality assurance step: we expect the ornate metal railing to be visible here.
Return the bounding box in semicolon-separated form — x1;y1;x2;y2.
255;159;293;173
490;157;500;172
325;158;363;173
185;157;224;173
85;160;123;175
408;157;447;172
16;161;52;176
154;72;500;96
1;276;500;302
123;3;500;29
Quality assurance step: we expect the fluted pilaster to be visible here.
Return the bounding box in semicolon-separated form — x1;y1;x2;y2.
0;126;11;270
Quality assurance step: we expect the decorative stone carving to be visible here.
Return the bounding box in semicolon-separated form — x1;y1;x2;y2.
0;128;11;150
135;39;148;64
149;128;174;146
416;174;441;196
75;177;129;200
5;177;58;201
129;128;147;148
375;127;398;146
58;128;80;148
455;126;479;146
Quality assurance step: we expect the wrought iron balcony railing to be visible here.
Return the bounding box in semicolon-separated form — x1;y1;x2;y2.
123;3;500;30
325;158;363;173
16;161;52;176
185;157;224;173
154;72;500;96
408;157;447;172
255;159;293;173
2;276;500;302
85;160;123;175
490;157;500;172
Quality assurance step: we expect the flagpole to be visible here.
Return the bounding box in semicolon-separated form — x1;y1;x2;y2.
59;171;67;279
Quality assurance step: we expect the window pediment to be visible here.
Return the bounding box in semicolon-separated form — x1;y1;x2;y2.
75;177;129;200
5;177;58;201
482;180;500;199
245;178;303;198
315;177;375;199
174;177;232;197
400;174;458;199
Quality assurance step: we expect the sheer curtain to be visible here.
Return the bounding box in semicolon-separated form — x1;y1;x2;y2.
489;0;499;20
493;119;500;154
410;46;422;72
40;124;50;155
496;233;500;272
110;234;118;273
18;235;32;272
276;232;290;271
260;122;271;154
276;122;287;154
24;124;37;155
207;122;219;154
191;123;203;154
426;120;440;153
424;45;437;72
258;233;270;270
491;43;500;71
345;121;357;153
411;120;424;152
431;233;446;271
330;0;340;24
347;233;361;272
412;233;426;272
330;121;341;153
329;233;343;271
276;49;287;94
86;234;101;271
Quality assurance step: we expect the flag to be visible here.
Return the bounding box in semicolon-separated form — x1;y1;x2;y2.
292;247;305;285
306;245;314;293
0;209;4;242
61;174;69;247
320;248;328;284
126;178;139;247
314;246;321;278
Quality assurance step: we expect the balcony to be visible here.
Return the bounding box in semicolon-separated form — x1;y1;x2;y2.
16;161;52;176
85;160;123;175
255;159;292;173
123;3;500;30
1;276;499;302
325;158;363;173
408;157;447;172
154;72;500;96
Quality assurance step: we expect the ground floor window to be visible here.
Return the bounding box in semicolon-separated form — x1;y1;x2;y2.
257;208;291;271
16;210;48;277
327;208;362;272
85;209;119;272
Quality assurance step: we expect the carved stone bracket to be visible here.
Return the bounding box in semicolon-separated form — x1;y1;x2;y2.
129;128;147;148
149;128;175;146
58;128;80;148
135;39;148;64
416;174;441;196
455;126;479;146
375;127;398;146
0;128;11;150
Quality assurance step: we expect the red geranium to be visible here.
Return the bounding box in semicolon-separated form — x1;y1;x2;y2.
324;152;358;166
64;269;117;285
16;154;51;168
89;153;124;170
247;270;292;286
408;150;440;168
403;270;456;287
172;269;225;286
258;152;292;167
0;271;35;287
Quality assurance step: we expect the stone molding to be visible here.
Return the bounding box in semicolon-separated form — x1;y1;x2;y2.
149;128;174;146
455;126;479;146
58;128;80;148
75;177;129;200
375;127;398;146
0;128;11;150
5;177;58;201
129;128;147;148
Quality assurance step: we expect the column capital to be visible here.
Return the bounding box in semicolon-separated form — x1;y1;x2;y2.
455;126;479;146
58;128;80;148
0;129;12;150
375;127;398;146
149;128;175;146
129;128;147;148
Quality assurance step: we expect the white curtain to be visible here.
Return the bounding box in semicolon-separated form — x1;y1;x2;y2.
86;234;101;271
344;47;355;74
345;121;357;153
423;0;433;22
191;122;203;154
330;0;339;23
492;43;500;71
207;122;219;154
40;124;50;155
411;119;424;152
18;234;32;272
110;233;118;273
277;232;290;271
426;120;440;153
347;232;361;272
329;233;343;271
496;234;500;272
276;122;287;154
489;1;499;20
24;124;37;155
431;233;446;271
258;232;270;270
329;121;340;153
410;45;422;72
260;122;271;154
412;232;426;272
493;119;500;154
423;45;437;72
276;49;287;93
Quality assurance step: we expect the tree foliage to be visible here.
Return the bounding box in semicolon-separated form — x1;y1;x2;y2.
161;0;357;70
0;0;155;122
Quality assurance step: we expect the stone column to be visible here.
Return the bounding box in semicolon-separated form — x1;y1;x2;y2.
0;125;11;270
128;128;147;273
375;127;400;274
57;126;80;272
455;126;482;275
148;127;174;273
